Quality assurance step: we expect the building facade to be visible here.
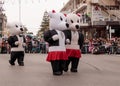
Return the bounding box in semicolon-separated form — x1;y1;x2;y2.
0;1;7;38
0;13;7;38
61;0;120;40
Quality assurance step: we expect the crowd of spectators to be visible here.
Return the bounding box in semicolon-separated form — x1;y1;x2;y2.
1;35;120;54
0;36;48;54
0;38;10;54
81;37;120;54
25;36;48;54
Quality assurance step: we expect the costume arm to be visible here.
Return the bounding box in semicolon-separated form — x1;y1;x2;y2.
8;36;14;46
44;30;55;43
63;30;71;44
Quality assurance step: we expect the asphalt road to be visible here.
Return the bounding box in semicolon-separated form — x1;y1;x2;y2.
0;53;120;86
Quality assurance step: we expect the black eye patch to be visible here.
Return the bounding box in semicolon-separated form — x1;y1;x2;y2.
60;16;63;21
77;20;79;23
71;20;73;23
15;25;18;28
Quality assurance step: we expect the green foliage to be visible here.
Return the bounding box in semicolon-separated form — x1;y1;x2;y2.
37;11;49;38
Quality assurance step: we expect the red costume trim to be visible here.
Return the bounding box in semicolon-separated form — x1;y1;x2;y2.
66;49;81;58
46;51;68;62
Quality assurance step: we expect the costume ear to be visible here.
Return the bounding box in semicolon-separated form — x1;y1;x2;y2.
77;13;81;17
64;13;67;17
52;10;56;13
48;10;56;18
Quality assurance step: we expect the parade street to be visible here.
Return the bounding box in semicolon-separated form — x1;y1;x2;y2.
0;54;120;86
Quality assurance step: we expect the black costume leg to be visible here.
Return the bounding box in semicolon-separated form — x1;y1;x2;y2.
51;60;62;75
59;60;66;73
64;59;71;72
17;51;24;66
9;52;17;65
71;57;79;72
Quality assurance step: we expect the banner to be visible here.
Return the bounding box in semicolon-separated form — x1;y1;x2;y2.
92;5;104;21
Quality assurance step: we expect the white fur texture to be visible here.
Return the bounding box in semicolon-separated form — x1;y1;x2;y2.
48;11;68;31
66;13;80;49
52;34;59;41
7;22;24;36
66;13;80;31
15;41;19;45
66;39;70;44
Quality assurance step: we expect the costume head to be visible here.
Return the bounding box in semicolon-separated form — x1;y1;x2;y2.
66;13;80;31
7;22;24;36
48;10;69;30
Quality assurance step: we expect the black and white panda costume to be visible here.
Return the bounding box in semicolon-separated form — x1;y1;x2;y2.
44;10;69;75
7;23;26;66
63;13;84;72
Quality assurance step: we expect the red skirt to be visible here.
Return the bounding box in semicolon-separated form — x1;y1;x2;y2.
46;51;68;62
66;49;81;58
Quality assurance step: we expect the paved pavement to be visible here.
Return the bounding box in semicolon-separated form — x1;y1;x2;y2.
0;53;120;86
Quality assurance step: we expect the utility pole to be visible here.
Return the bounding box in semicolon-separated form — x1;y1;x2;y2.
19;0;21;23
106;25;112;40
109;26;111;40
0;0;4;38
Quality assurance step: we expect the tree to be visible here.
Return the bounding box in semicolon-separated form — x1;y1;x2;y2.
37;11;49;38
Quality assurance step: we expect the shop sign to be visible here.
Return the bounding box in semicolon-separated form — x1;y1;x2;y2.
92;6;104;21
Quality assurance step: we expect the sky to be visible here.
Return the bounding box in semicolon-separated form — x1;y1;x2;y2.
3;0;69;35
